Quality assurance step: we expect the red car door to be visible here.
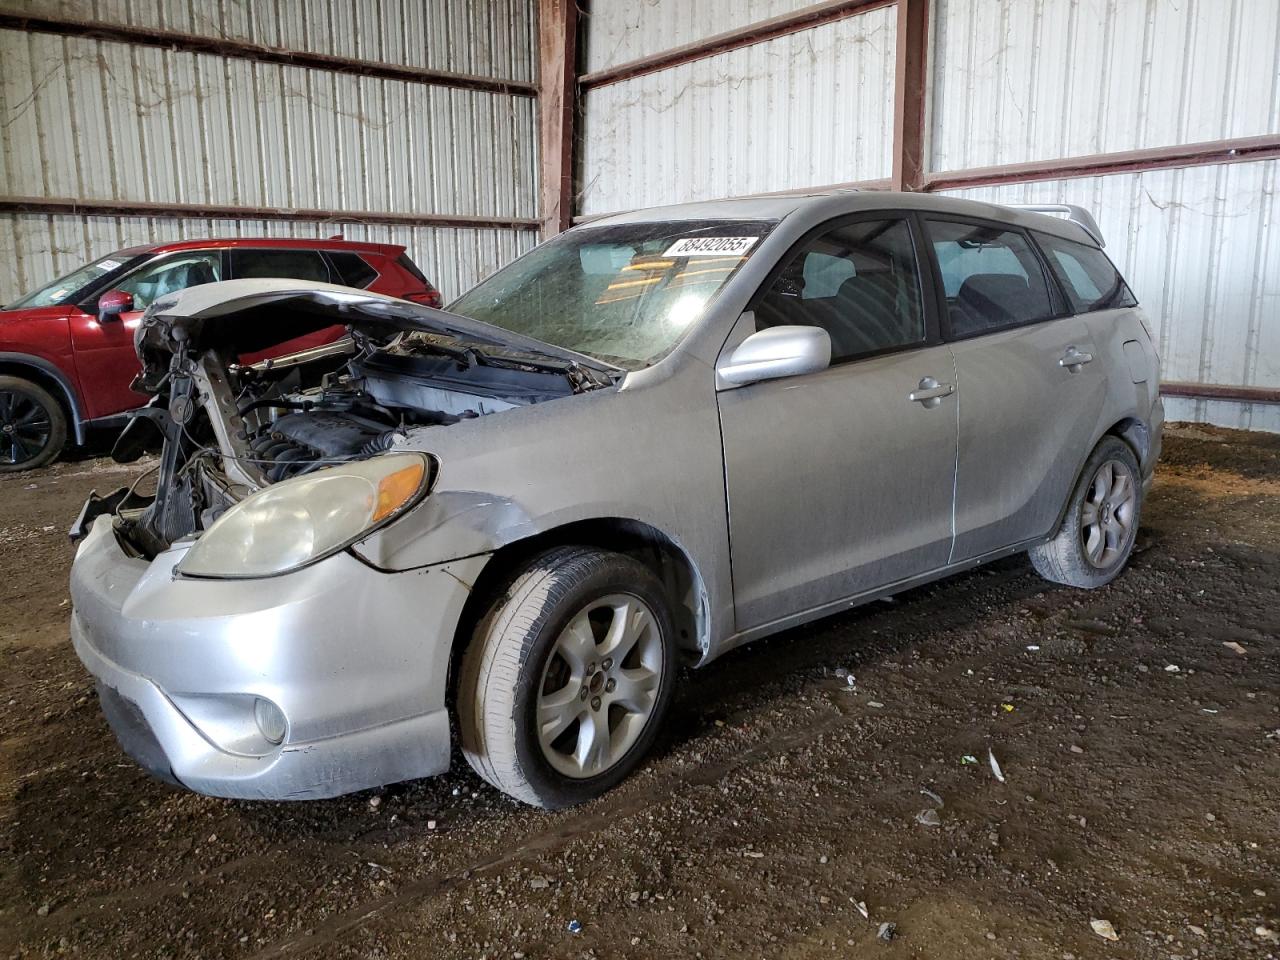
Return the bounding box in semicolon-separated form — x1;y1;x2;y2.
69;251;224;418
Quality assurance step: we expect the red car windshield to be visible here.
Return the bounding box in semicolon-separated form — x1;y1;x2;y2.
6;251;148;309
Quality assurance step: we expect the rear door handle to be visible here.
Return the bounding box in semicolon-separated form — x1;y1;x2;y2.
910;377;955;408
1059;346;1094;372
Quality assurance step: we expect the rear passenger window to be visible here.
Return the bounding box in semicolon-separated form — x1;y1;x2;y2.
1034;231;1137;312
756;218;924;362
925;220;1055;337
230;249;330;283
327;252;378;289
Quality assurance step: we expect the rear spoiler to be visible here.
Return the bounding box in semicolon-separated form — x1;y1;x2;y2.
1010;204;1105;248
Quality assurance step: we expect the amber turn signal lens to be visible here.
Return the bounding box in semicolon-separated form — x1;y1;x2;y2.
372;459;426;522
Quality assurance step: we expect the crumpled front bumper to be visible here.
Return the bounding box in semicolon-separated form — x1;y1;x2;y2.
69;516;488;800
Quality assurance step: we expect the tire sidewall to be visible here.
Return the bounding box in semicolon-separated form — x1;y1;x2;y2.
509;557;677;808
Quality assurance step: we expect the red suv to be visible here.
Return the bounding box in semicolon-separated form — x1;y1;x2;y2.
0;238;441;471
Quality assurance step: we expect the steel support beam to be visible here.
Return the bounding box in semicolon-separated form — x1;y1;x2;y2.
0;196;539;231
577;0;894;90
538;0;579;237
891;0;929;192
924;135;1280;192
0;11;537;97
1160;382;1280;405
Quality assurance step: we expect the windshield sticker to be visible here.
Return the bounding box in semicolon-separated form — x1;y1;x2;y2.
96;259;123;271
663;236;758;258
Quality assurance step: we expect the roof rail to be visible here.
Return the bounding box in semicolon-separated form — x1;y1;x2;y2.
1009;204;1105;247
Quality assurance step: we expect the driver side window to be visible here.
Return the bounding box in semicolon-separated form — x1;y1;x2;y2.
114;252;223;309
755;218;925;362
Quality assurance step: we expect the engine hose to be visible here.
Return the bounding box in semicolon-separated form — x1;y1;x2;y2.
267;447;311;481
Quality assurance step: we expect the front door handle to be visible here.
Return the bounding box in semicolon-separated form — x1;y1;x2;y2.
910;377;955;408
1059;346;1094;372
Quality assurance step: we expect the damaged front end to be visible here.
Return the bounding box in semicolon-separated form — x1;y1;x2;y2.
74;279;617;559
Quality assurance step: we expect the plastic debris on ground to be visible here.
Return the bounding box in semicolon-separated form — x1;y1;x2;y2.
961;755;979;765
1090;919;1120;941
853;900;869;919
915;808;941;827
1165;664;1181;673
1223;641;1247;655
567;919;583;934
1000;703;1015;712
988;748;1006;783
877;921;896;942
920;787;944;807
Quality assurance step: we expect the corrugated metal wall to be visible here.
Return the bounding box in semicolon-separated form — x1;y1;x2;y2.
2;0;536;82
931;0;1280;171
579;5;896;215
0;0;538;305
583;0;817;73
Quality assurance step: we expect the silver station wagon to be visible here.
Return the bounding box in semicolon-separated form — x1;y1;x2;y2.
69;192;1163;808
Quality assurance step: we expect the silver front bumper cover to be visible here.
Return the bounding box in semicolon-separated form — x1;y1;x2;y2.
70;516;489;800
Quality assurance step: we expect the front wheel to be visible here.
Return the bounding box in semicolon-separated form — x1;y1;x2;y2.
458;546;677;809
1029;435;1142;589
0;376;67;472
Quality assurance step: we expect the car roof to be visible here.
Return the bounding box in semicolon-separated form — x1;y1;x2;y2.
125;237;407;257
586;190;1100;246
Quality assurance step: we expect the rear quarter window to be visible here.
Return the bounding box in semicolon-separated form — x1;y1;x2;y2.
326;252;379;289
1033;231;1137;312
230;249;331;283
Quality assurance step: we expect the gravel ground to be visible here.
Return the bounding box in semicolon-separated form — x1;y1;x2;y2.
1;424;1277;959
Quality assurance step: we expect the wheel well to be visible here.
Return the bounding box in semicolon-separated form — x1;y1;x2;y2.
0;359;81;443
446;519;708;705
1107;417;1150;468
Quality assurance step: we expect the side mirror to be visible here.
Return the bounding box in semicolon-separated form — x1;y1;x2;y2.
97;289;134;323
716;323;831;388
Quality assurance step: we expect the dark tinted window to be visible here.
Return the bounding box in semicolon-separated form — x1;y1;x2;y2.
230;249;330;282
926;219;1055;337
756;218;924;362
327;252;378;288
1034;231;1137;312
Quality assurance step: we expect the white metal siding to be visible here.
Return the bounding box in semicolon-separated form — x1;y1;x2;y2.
947;159;1280;433
582;0;821;74
579;5;897;216
0;29;537;218
931;0;1280;172
0;212;535;306
5;0;536;82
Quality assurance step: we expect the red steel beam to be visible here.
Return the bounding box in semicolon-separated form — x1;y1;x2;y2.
1160;382;1280;405
0;11;537;97
891;0;929;192
924;135;1280;192
577;0;895;90
538;0;579;236
0;196;539;231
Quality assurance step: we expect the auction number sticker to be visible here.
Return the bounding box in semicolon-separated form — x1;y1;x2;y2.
663;236;758;257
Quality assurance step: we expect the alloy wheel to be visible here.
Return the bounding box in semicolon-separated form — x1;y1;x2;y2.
1080;458;1137;568
0;389;54;467
535;593;664;779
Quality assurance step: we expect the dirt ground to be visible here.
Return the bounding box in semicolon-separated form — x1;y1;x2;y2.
1;425;1277;960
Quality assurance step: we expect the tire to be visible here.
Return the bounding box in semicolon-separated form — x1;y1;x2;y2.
0;376;67;473
1029;435;1142;589
458;546;677;809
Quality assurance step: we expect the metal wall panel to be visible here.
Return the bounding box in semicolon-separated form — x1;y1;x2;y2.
0;29;537;218
931;0;1280;172
0;212;536;307
947;159;1280;433
578;5;897;216
4;0;536;82
582;0;819;73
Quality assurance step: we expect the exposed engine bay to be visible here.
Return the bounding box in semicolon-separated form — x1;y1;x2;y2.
93;285;616;559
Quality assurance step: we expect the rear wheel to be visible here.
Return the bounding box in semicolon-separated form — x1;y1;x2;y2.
0;376;67;472
1029;435;1141;588
458;546;676;809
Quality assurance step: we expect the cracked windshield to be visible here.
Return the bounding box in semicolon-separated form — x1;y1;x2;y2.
447;220;777;369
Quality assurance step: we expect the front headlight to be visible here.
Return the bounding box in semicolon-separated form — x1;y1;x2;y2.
177;453;431;579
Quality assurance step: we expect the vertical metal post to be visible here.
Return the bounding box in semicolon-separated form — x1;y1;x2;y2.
538;0;578;236
891;0;929;191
